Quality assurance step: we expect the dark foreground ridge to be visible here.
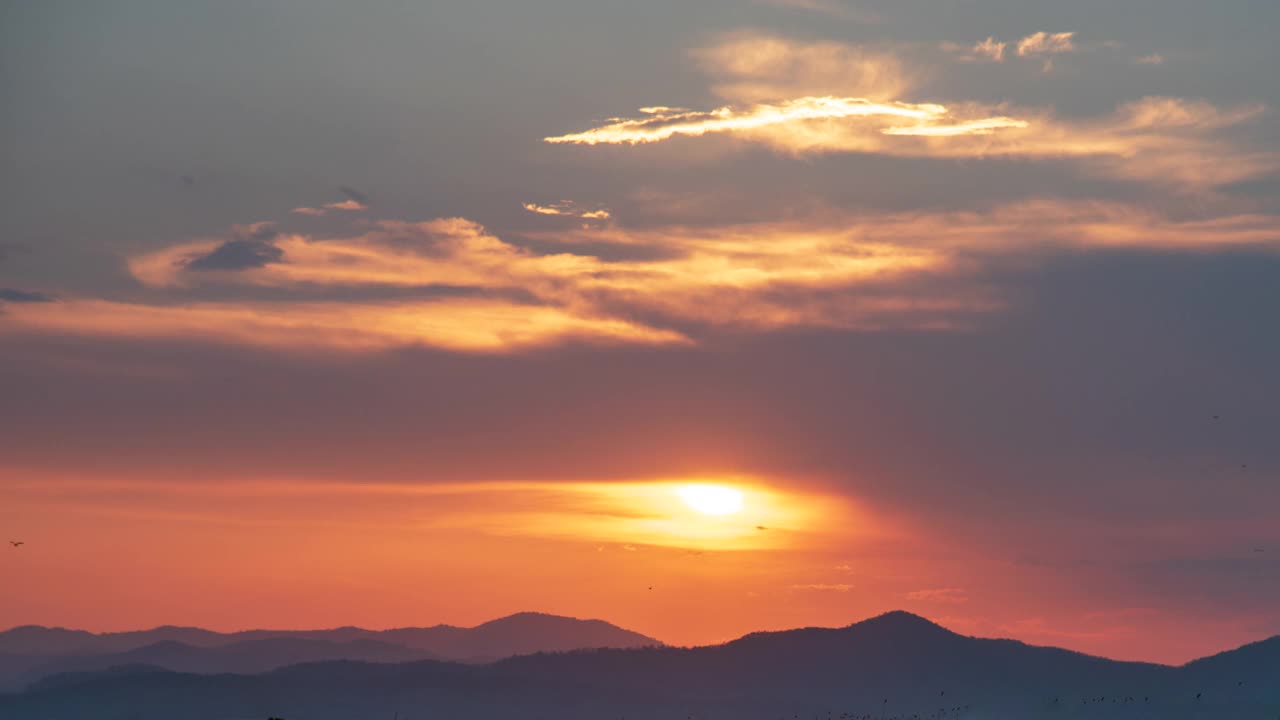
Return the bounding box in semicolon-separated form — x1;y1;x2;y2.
0;611;1277;719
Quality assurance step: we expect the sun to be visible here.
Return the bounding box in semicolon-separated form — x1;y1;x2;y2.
677;484;744;516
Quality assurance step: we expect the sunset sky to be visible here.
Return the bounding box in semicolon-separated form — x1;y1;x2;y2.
2;0;1278;666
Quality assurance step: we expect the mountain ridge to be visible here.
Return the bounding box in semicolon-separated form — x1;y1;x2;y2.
0;611;660;692
2;610;1275;720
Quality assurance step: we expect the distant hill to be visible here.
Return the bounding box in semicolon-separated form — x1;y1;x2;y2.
19;637;438;687
0;612;659;691
0;611;1276;720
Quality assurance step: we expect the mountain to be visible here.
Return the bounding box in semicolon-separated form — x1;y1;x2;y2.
1;611;1276;720
376;611;661;659
0;612;659;691
19;637;438;687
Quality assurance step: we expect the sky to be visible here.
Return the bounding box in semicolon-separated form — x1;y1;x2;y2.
1;0;1279;665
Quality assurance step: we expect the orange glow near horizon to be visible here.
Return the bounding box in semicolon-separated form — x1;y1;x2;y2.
0;471;1267;665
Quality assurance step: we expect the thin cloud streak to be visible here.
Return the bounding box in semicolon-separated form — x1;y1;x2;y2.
1;298;686;353
5;475;845;551
545;96;1024;146
523;201;612;220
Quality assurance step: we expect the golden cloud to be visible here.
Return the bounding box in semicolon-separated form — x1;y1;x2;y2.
8;199;1278;353
549;34;1273;188
550;95;1270;188
523;201;612;220
691;31;912;103
1016;31;1076;57
1;297;686;353
943;37;1008;63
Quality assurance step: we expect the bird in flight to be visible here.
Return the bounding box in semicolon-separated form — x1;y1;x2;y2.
8;541;23;548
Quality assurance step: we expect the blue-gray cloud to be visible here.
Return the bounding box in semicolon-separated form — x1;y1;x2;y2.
0;288;55;303
185;223;284;272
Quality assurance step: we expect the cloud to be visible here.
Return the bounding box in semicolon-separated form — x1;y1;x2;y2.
550;92;1271;189
291;199;370;217
325;199;368;212
338;185;370;204
0;288;56;303
545;33;1280;188
944;37;1007;63
946;32;1077;63
546;96;1027;146
12;195;1280;354
791;583;854;591
691;31;911;103
1136;53;1166;66
523;201;612;220
183;222;284;272
1016;31;1076;57
906;587;968;603
1;297;685;353
127;214;982;338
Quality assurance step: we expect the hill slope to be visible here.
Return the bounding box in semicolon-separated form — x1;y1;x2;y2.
0;612;659;691
1;612;1276;720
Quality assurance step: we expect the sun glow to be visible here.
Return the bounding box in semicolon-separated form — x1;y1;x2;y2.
677;484;745;516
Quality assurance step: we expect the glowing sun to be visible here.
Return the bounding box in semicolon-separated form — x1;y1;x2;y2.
677;484;744;516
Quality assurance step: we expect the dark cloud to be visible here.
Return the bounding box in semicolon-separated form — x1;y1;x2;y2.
185;223;284;272
0;288;55;303
338;186;370;205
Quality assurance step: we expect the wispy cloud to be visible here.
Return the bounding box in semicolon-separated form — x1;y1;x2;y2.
546;96;1026;146
0;288;56;303
9;195;1280;353
290;199;370;217
946;31;1080;64
5;477;833;551
791;583;854;592
326;199;368;212
1016;31;1076;57
943;36;1007;63
549;34;1273;189
1136;53;1166;66
1;297;685;353
692;31;911;103
523;201;612;220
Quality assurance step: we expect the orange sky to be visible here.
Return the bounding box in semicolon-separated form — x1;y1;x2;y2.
3;1;1280;671
2;471;1270;665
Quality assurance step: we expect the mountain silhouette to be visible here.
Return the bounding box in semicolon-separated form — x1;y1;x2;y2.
0;612;658;691
18;637;439;688
0;611;1275;719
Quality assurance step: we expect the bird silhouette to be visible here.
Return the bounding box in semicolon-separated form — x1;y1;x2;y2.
8;541;22;548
